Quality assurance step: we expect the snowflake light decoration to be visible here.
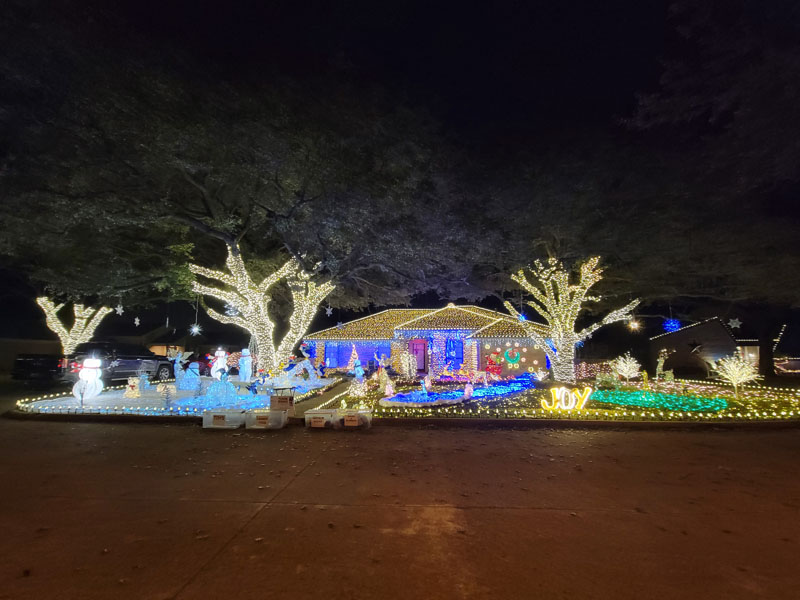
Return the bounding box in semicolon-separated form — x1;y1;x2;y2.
663;319;681;332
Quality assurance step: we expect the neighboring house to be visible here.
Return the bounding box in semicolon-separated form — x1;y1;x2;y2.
303;303;548;377
649;317;785;377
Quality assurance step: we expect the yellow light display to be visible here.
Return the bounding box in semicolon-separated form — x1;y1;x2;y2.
35;297;113;355
541;386;593;410
190;243;334;372
503;257;639;383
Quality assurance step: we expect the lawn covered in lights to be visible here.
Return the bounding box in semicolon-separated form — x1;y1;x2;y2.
337;378;800;422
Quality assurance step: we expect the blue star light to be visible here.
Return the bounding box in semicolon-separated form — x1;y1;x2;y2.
663;318;681;332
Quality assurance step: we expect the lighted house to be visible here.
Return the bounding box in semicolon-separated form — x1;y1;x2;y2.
303;304;548;378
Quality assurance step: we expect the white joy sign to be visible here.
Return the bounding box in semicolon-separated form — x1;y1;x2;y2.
541;386;593;411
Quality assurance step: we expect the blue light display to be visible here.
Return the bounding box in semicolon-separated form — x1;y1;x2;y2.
663;319;681;332
384;375;536;405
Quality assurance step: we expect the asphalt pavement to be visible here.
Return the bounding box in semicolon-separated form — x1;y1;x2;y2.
0;381;798;599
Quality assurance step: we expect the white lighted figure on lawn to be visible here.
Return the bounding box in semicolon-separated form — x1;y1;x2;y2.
211;349;228;380
541;386;593;411
238;348;252;383
463;382;474;400
72;358;104;401
123;376;140;398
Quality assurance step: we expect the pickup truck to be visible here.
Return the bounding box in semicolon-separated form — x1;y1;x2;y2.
11;354;63;384
62;341;173;383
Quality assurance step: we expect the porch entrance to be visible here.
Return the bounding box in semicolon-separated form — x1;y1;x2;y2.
409;340;427;372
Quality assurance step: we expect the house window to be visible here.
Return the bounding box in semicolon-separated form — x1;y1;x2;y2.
445;338;464;369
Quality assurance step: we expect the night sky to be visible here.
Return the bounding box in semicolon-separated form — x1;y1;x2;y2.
112;0;668;139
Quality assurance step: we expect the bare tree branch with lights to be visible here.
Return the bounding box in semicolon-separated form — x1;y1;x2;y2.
609;352;641;382
190;243;334;373
35;297;112;355
503;257;639;383
713;354;761;400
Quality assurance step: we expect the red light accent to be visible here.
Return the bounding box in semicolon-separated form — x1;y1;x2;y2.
70;361;81;373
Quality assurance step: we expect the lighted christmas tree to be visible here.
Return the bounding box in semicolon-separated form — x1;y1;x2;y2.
346;344;358;371
504;257;639;383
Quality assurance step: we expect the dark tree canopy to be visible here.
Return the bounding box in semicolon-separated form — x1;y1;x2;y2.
1;0;799;375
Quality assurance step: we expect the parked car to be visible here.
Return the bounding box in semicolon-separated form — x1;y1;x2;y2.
12;354;64;384
63;342;173;383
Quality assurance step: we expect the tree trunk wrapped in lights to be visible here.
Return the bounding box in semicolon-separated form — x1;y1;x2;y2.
190;244;334;373
35;297;112;355
503;257;639;384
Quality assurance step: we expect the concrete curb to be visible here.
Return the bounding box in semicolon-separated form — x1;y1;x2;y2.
4;408;800;431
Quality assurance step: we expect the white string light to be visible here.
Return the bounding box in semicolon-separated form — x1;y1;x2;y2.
609;352;641;382
35;297;113;355
713;354;761;400
190;244;334;373
503;257;639;383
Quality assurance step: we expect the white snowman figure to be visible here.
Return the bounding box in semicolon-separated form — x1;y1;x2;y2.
211;349;228;381
72;357;104;402
237;348;252;383
463;382;474;400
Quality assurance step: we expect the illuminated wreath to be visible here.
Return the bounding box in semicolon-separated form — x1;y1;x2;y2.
504;348;521;364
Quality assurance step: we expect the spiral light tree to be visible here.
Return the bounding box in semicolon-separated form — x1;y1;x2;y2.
35;297;112;355
190;243;334;373
504;257;639;384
